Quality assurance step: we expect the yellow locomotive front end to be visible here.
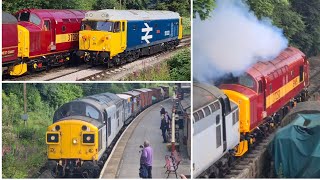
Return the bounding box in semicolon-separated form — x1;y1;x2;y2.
46;119;100;177
77;19;127;66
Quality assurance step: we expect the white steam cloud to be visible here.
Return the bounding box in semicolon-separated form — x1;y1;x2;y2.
193;0;288;82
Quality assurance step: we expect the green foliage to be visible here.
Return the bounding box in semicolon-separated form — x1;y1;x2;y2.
124;62;171;81
193;0;215;20
193;0;320;56
290;0;320;56
3;0;190;17
93;0;120;10
3;83;174;178
167;48;191;81
182;17;191;36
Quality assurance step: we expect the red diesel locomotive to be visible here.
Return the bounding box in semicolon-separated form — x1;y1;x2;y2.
220;47;309;155
2;9;86;76
2;12;18;67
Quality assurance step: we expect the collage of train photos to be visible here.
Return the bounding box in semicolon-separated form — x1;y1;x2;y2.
1;0;320;179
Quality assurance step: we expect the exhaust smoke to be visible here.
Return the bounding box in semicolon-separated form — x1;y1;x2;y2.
193;0;288;82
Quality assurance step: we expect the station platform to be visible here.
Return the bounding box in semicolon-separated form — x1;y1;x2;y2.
100;98;190;179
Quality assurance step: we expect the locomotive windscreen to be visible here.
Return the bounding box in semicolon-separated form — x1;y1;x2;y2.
81;21;113;32
218;73;256;91
53;101;101;122
16;12;41;26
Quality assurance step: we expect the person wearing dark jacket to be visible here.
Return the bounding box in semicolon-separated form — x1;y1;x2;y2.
160;105;166;115
160;117;167;143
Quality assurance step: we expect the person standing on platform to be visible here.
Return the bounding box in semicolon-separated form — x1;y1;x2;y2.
160;105;166;115
160;117;168;143
140;140;153;178
164;111;171;129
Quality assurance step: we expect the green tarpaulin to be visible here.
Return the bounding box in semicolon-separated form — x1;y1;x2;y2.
268;113;320;178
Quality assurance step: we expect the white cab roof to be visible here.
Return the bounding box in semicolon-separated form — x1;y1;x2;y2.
84;9;180;21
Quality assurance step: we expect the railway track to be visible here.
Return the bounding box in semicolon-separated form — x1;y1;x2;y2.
4;37;190;81
37;98;171;178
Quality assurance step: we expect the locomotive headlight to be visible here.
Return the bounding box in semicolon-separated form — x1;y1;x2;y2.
46;132;59;144
82;133;95;145
72;138;78;144
92;36;96;41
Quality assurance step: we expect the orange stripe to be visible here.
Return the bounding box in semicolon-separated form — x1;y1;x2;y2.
266;76;302;108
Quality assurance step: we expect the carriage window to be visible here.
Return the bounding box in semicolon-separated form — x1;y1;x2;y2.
198;110;204;119
203;106;211;116
209;103;216;113
193;112;199;122
114;22;120;32
122;22;125;31
214;101;220;110
299;66;303;82
29;13;41;25
107;117;111;137
216;125;222;148
44;20;50;31
116;110;119;118
216;115;220;124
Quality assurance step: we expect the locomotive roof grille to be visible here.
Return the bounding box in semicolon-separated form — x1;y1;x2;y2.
84;9;180;21
193;82;226;111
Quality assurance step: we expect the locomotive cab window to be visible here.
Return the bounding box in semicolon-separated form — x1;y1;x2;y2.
133;25;137;31
44;20;50;31
238;73;255;91
62;25;66;32
113;22;120;32
53;102;101;122
30;13;41;25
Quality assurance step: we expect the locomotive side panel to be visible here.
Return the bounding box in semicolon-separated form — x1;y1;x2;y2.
2;13;18;64
126;19;179;50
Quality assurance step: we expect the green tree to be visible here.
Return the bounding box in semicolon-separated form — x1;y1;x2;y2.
290;0;320;56
93;0;120;9
168;48;191;81
193;0;215;20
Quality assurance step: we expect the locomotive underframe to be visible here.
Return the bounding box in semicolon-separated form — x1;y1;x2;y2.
3;50;78;76
78;39;180;66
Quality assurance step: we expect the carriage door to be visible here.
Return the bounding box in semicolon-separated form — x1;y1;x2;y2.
43;19;56;51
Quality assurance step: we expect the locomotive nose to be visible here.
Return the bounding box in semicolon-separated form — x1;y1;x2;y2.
222;89;251;133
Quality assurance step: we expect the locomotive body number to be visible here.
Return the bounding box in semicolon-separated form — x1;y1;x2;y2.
56;33;79;44
68;33;79;42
